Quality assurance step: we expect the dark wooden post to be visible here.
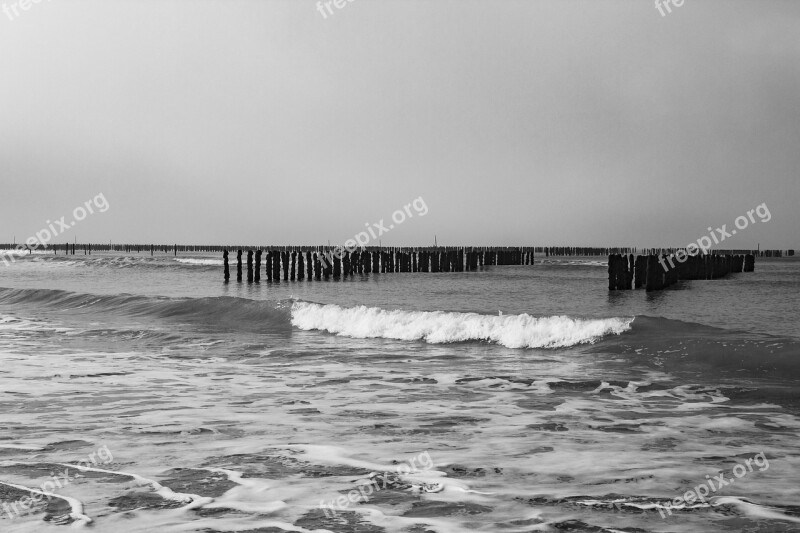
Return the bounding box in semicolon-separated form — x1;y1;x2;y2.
343;251;351;277
254;250;262;282
359;250;367;273
223;250;230;282
744;254;755;272
634;255;645;288
247;250;254;282
333;252;341;278
237;250;243;282
645;255;657;291
297;251;304;280
314;252;322;280
372;251;380;273
608;254;617;290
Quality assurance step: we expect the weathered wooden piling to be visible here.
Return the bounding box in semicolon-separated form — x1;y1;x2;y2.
247;250;253;282
333;252;341;278
254;250;261;282
237;250;243;282
297;252;304;280
314;252;322;280
744;254;755;272
362;250;371;273
644;255;660;291
634;255;645;288
223;250;230;281
608;255;618;290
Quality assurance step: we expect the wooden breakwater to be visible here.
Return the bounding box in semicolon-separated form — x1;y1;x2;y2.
221;246;535;282
0;244;235;256
608;253;755;292
1;243;792;259
544;246;793;257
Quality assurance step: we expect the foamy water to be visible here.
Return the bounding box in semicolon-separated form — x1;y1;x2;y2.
0;253;798;532
290;302;634;348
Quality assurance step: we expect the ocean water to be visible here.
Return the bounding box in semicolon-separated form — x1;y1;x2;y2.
0;251;798;533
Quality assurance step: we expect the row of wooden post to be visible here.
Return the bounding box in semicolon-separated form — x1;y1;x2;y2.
1;243;791;259
223;247;535;282
608;253;755;291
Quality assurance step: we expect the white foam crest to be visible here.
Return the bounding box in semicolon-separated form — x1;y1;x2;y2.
173;258;224;266
290;303;633;349
58;463;213;509
0;480;92;525
710;496;800;523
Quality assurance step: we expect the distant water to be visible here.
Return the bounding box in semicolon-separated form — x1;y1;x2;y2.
0;252;798;532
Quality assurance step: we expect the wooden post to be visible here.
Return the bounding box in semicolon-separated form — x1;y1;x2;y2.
314;252;322;280
333;251;341;278
254;250;261;282
634;255;645;288
297;251;304;280
343;251;351;277
247;250;254;282
223;250;230;282
237;250;243;282
608;254;617;290
645;255;657;291
744;254;755;272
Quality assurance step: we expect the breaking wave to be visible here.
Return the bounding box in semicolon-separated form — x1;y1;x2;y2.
289;302;633;349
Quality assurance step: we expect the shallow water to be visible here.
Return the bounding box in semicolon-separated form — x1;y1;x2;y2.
0;252;798;532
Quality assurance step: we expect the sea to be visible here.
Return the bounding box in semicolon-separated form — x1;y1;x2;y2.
0;250;798;533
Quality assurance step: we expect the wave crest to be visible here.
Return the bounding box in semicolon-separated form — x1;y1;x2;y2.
290;302;633;349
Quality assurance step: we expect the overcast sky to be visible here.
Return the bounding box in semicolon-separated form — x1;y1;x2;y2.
1;0;797;248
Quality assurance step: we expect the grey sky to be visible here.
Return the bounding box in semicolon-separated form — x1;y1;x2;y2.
1;0;797;248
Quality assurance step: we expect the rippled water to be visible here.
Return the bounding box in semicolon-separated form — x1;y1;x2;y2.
0;252;798;532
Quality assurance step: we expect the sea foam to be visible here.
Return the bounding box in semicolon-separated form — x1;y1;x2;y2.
290;302;633;348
